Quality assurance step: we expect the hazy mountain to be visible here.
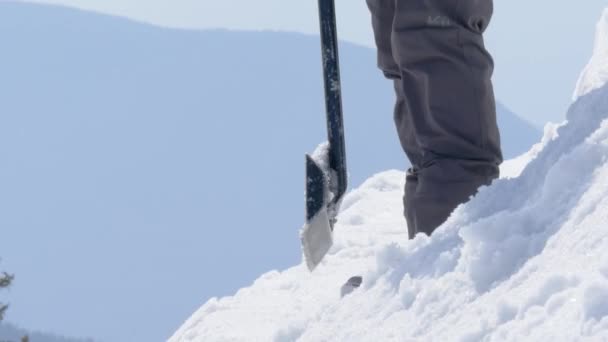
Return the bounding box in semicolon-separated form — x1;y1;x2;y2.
0;2;541;341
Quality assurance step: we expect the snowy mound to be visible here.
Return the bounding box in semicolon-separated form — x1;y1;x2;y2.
171;10;608;342
574;9;608;100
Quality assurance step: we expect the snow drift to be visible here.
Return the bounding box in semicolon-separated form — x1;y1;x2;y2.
170;9;608;342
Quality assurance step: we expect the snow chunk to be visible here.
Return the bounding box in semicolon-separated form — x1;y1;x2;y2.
310;142;330;174
574;8;608;100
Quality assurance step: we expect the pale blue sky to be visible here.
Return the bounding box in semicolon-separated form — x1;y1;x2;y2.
25;0;608;126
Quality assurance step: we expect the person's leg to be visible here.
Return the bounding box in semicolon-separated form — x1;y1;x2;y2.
390;0;503;235
368;0;424;238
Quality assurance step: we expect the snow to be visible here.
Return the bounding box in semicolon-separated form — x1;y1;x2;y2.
499;122;561;179
309;141;332;204
574;8;608;100
170;9;608;342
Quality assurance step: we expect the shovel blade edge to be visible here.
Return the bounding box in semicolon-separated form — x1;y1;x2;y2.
301;154;333;271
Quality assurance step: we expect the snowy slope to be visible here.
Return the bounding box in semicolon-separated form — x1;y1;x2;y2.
171;9;608;342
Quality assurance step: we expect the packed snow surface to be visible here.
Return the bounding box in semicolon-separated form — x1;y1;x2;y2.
171;9;608;342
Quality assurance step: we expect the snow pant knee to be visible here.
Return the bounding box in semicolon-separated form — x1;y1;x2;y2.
389;0;502;164
368;0;502;165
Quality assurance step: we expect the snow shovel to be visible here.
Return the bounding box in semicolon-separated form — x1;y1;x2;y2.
300;0;348;272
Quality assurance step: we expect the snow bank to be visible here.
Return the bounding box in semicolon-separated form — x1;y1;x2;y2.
499;122;560;179
574;8;608;100
171;9;608;342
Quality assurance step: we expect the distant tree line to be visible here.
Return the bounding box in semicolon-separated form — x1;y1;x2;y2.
0;262;27;342
0;268;13;322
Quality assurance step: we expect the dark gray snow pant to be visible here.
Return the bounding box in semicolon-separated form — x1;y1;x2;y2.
366;0;503;238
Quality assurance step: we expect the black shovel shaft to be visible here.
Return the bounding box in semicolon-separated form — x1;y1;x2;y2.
318;0;347;203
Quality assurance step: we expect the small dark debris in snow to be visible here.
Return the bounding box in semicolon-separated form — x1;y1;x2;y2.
341;276;363;297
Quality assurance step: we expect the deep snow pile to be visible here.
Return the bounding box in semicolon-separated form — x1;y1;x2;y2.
170;9;608;342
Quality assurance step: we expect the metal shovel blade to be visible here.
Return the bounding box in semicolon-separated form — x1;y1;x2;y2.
301;154;333;271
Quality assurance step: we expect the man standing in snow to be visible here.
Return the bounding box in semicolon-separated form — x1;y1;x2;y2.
366;0;503;238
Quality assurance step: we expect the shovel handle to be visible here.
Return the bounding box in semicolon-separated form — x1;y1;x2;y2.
318;0;347;203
